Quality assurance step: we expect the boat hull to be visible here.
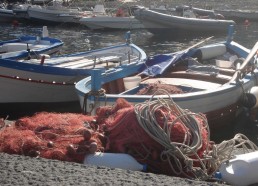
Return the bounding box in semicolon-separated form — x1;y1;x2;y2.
75;37;256;131
79;16;144;30
27;7;80;24
76;74;257;130
0;35;63;60
134;8;235;36
215;9;258;22
0;42;147;118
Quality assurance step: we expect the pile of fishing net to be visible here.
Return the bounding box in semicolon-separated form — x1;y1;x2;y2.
137;81;184;95
1;98;256;180
96;97;212;178
0;112;106;163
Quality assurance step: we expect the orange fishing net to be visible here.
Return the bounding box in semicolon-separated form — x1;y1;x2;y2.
96;98;210;177
0;98;210;177
0;112;106;163
137;81;184;95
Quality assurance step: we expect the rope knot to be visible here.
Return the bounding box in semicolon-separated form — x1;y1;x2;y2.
184;158;194;171
88;88;106;96
82;88;106;114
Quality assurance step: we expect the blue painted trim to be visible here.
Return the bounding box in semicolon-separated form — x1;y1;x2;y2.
0;36;63;60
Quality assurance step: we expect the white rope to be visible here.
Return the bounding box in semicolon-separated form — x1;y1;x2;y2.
134;89;258;180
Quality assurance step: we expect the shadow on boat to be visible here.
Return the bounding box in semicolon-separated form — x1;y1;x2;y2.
0;101;82;120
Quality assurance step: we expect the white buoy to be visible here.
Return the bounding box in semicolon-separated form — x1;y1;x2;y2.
217;151;258;186
84;152;147;171
42;26;49;38
197;44;227;60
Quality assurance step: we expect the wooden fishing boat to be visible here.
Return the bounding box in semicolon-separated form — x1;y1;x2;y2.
0;26;63;60
133;6;235;36
75;26;258;131
0;32;146;117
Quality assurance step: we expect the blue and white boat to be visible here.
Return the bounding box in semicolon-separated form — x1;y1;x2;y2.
0;26;63;60
75;26;258;131
0;32;146;115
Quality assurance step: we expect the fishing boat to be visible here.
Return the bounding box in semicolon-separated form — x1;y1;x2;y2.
78;6;144;30
0;26;63;60
132;6;235;36
0;6;15;23
79;16;144;30
26;1;87;24
12;3;40;21
26;3;106;25
75;26;258;131
149;4;219;18
214;9;258;22
0;32;146;117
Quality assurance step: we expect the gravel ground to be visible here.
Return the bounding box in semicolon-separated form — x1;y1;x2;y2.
0;153;225;186
1;0;257;185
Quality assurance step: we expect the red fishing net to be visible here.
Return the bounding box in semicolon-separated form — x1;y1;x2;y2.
0;98;210;177
136;81;184;95
96;98;210;177
0;112;106;163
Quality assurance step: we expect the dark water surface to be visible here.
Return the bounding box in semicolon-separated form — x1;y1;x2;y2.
0;21;258;142
1;21;257;56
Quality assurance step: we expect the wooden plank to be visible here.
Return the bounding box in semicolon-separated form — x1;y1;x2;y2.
55;55;121;68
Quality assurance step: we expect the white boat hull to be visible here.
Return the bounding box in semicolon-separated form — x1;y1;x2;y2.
215;9;258;21
0;75;77;103
27;6;80;23
134;8;235;35
0;35;63;59
0;43;146;104
79;16;144;30
76;75;256;114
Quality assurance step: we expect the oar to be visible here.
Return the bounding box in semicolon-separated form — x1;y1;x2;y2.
184;36;214;51
229;41;258;83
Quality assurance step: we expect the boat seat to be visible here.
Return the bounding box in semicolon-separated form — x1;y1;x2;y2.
25;40;51;45
141;77;222;90
0;43;48;53
46;56;88;66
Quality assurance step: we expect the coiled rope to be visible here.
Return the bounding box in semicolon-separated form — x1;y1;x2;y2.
134;89;258;180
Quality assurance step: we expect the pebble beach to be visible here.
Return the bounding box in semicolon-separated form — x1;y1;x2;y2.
1;0;258;185
0;152;226;186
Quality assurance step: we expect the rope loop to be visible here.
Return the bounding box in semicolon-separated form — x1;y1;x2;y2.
82;88;106;115
134;89;258;180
